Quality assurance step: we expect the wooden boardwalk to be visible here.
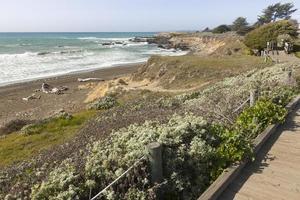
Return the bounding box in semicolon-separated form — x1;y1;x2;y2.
219;103;300;200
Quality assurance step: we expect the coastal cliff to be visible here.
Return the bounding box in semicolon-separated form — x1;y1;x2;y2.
133;32;247;56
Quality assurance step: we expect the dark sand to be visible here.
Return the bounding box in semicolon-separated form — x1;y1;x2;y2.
0;64;141;128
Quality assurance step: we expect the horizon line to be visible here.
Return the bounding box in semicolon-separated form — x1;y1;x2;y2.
0;30;198;33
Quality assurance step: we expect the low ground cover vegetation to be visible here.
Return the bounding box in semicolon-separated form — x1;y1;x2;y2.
29;86;295;200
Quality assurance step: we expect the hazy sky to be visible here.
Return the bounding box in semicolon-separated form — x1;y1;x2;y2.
0;0;299;32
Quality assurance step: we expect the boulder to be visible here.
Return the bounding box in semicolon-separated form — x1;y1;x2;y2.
130;37;149;43
101;42;115;46
115;41;123;45
174;43;190;51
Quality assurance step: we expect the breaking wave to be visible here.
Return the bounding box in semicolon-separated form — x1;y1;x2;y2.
0;33;188;86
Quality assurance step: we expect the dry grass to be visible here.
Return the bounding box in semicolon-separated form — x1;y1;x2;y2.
133;55;272;89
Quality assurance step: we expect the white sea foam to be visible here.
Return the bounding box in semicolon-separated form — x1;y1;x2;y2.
126;42;148;46
0;37;188;86
78;37;132;41
77;37;100;40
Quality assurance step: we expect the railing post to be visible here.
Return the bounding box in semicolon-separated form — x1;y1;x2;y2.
287;70;293;85
147;142;163;184
250;89;258;107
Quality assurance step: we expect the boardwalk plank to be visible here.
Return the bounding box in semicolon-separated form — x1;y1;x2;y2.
218;104;300;200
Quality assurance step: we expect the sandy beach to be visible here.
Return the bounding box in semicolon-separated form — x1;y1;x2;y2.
0;63;141;131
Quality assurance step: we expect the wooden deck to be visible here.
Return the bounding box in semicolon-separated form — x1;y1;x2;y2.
219;103;300;200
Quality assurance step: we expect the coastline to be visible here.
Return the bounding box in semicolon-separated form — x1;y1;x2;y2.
0;61;146;88
0;62;142;128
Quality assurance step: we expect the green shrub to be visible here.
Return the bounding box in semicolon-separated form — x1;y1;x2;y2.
156;97;180;108
84;114;215;199
30;95;292;199
31;160;80;200
268;87;296;106
243;47;254;55
88;96;118;110
124;188;147;200
244;20;298;50
212;127;253;179
212;25;231;34
235;98;287;139
277;34;294;47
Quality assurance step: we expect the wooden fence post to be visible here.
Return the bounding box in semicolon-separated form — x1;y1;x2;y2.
288;70;292;84
250;89;258;107
147;142;163;184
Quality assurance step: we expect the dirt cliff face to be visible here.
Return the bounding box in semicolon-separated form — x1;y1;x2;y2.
152;32;246;56
85;32;251;100
131;55;269;90
170;35;226;55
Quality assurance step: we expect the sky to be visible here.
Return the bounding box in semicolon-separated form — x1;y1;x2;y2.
0;0;299;32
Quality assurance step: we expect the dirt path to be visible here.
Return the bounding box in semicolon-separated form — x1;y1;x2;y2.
269;51;300;64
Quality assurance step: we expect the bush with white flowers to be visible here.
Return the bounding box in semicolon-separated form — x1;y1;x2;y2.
31;160;80;200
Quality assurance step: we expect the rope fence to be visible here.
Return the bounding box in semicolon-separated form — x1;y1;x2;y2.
233;98;250;113
89;88;263;200
90;156;146;200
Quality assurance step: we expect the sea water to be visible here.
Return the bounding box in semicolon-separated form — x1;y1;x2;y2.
0;32;186;86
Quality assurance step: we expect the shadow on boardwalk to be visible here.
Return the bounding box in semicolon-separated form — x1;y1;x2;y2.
219;102;300;200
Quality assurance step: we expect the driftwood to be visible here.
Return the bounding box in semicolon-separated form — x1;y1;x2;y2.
41;83;68;94
78;78;105;82
22;93;41;101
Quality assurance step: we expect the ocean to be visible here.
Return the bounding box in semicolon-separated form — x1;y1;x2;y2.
0;32;185;86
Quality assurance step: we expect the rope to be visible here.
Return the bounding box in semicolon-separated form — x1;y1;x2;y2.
90;156;146;200
233;98;250;113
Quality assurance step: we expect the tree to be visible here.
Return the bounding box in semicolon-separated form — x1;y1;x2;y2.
244;20;298;50
256;3;297;25
231;17;252;35
212;25;231;34
257;4;277;24
274;3;297;21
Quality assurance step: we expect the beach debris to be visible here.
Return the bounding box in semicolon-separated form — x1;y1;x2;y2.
41;82;52;93
78;78;105;82
22;93;41;101
41;82;68;94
